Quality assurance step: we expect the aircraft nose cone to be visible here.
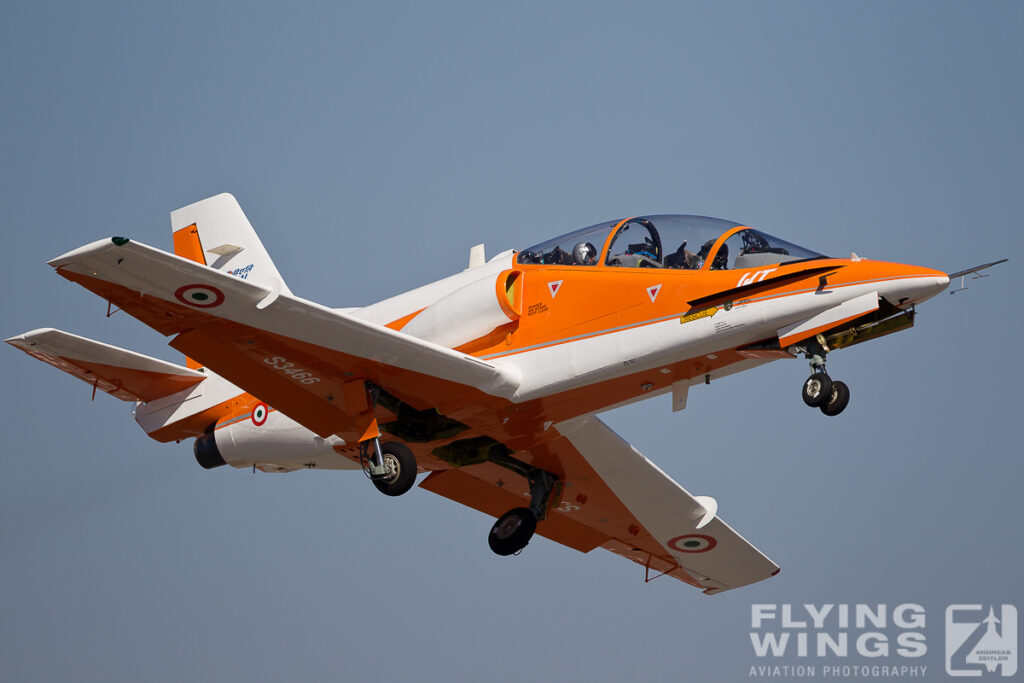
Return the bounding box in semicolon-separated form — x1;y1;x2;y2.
870;264;950;307
901;268;950;305
926;269;951;298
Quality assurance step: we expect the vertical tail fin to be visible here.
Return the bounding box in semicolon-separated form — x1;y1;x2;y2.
170;193;292;295
170;193;293;369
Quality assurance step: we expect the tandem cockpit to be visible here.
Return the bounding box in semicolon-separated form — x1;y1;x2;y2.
516;215;827;271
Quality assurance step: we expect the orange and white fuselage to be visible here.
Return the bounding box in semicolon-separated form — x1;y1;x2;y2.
7;195;964;594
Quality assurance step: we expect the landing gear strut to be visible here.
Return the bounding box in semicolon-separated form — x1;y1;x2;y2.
361;438;417;497
488;467;556;556
794;334;851;417
356;382;418;496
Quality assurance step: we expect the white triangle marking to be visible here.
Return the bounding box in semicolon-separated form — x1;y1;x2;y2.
647;284;662;302
548;280;563;298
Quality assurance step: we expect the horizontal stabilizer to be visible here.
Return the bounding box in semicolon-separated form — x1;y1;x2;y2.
6;328;205;402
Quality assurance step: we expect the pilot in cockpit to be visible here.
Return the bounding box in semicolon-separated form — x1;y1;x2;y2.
699;240;729;270
665;239;729;270
665;240;700;269
572;241;598;265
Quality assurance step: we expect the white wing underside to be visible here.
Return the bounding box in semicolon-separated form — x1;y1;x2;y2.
557;415;779;593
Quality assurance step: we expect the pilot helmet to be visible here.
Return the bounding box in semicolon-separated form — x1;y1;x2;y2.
572;241;597;265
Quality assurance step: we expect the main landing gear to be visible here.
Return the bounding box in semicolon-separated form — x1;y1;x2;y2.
489;508;537;556
795;335;851;417
488;469;556;556
360;430;558;557
358;380;558;557
361;438;417;497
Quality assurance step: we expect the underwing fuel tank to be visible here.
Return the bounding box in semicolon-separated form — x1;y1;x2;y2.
193;406;360;473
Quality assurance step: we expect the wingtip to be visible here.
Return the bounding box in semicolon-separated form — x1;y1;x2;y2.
47;237;124;268
5;327;59;345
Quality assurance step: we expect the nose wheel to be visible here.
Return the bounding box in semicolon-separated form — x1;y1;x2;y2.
796;336;851;416
819;380;850;416
802;372;833;407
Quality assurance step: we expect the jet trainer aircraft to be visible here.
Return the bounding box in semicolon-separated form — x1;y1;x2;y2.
9;194;993;594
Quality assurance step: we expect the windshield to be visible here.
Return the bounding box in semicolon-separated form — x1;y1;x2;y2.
517;220;618;266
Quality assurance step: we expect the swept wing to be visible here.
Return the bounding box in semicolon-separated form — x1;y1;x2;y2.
47;235;778;592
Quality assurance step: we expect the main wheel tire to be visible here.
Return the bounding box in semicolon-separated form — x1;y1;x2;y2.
371;441;417;497
820;380;850;416
488;507;537;556
802;372;833;407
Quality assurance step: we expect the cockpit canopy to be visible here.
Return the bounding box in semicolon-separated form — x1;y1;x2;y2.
516;215;826;270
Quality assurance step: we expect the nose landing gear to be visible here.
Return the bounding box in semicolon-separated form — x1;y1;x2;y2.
795;335;851;417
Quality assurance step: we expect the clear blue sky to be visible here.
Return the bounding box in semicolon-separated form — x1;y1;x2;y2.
2;2;1021;682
